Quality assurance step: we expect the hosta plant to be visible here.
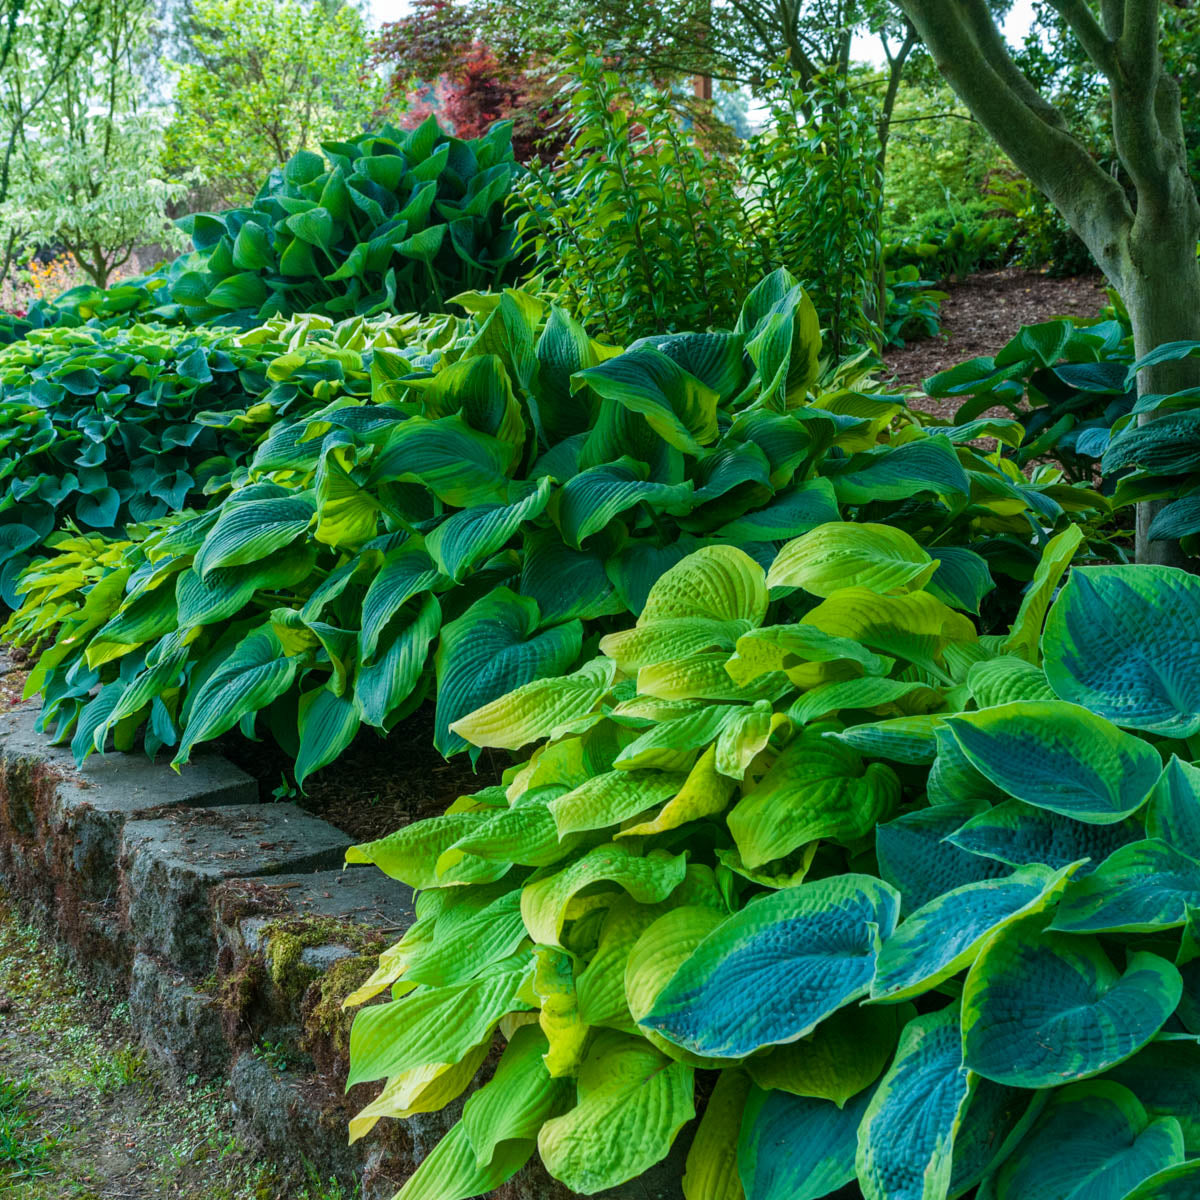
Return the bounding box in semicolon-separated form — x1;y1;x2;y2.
9;272;1107;778
166;117;518;327
343;534;1200;1200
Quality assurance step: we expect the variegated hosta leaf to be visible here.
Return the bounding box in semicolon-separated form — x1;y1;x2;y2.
641;874;899;1058
1104;1038;1200;1153
962;915;1182;1088
982;1081;1184;1200
744;1002;904;1106
728;736;901;870
1050;839;1200;933
737;1087;870;1200
1042;564;1200;738
946;799;1142;873
766;521;936;598
829;715;942;764
856;1006;976;1200
450;657;616;750
536;1031;695;1194
1120;1161;1200;1200
870;863;1078;1003
1145;756;1200;859
946;701;1162;824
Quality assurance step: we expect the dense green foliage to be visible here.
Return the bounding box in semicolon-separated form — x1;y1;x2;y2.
345;536;1200;1200
165;118;519;328
514;50;883;355
6;270;1106;781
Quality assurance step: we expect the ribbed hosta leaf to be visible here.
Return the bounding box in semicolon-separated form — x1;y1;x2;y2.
767;521;936;597
193;495;314;577
1146;757;1200;858
639;543;770;626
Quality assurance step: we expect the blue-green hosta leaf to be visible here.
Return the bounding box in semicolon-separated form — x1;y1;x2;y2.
347;954;533;1087
871;863;1077;1002
641;874;899;1058
451;657;615;751
193;495;314;578
927;725;1009;808
741;276;821;409
827;436;970;504
1146;757;1200;859
1042;565;1200;738
521;843;688;948
876;802;1010;914
744;1002;904;1106
175;547;317;629
1051;840;1200;933
295;688;360;786
828;715;942;765
359;543;443;665
967;655;1055;707
767;522;936;597
946;701;1161;824
556;457;694;548
519;531;624;624
425;478;551;583
856;1006;975;1200
537;1032;695;1195
946;800;1142;873
355;592;441;730
173;627;299;765
925;545;995;614
434;588;582;756
633;330;747;402
962;916;1182;1088
982;1081;1184;1200
713;479;839;542
738;1088;869;1200
948;1081;1043;1198
1104;1038;1200;1153
728;736;902;870
1002;523;1083;663
639;544;770;627
574;345;720;454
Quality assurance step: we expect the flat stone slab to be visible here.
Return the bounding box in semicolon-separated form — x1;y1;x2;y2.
122;805;353;975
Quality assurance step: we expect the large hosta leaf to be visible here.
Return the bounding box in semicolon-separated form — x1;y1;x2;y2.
727;736;901;869
1104;1038;1200;1153
639;544;769;627
641;875;899;1058
425;478;551;582
1042;565;1200;738
682;1068;749;1200
434;588;582;755
738;1088;869;1200
982;1081;1184;1200
871;864;1076;1003
856;1006;975;1200
1146;757;1200;859
767;522;936;597
537;1032;695;1195
1051;840;1200;933
962;916;1182;1088
1003;523;1082;663
946;701;1161;824
193;495;314;577
1121;1162;1200;1200
391;1123;533;1200
556;457;694;547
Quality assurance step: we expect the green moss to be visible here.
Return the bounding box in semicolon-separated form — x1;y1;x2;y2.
301;953;377;1061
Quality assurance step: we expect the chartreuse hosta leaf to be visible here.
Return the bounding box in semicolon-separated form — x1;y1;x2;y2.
870;863;1079;1002
617;746;737;838
962;914;1182;1088
391;1123;534;1200
744;1002;905;1106
766;522;937;598
856;1006;976;1200
681;1069;749;1200
641;875;899;1058
549;769;687;838
1002;523;1083;663
536;1031;695;1194
600;618;747;674
947;800;1142;873
728;735;902;869
980;1081;1185;1200
638;543;770;626
724;622;891;687
738;1088;871;1200
346;810;511;889
967;655;1055;707
946;701;1162;824
1050;840;1200;933
1043;565;1200;738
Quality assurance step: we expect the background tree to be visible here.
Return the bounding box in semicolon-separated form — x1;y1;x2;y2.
894;0;1200;564
9;0;187;287
163;0;383;208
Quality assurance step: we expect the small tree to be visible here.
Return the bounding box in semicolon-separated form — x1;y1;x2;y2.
10;0;187;287
164;0;383;207
894;0;1200;564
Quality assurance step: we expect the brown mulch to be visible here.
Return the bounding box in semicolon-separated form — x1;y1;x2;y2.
884;268;1111;420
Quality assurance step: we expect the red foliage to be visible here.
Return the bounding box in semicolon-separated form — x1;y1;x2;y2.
370;0;564;161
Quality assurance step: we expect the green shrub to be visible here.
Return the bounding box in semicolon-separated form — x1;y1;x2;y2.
513;48;883;356
882;267;946;348
344;535;1200;1200
884;214;1016;281
165;117;518;328
7;270;1106;777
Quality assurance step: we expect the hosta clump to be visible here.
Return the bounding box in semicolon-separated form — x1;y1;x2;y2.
13;270;1106;777
924;314;1134;484
344;534;1200;1200
167;116;518;327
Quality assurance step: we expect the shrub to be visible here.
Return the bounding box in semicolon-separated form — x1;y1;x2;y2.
884;214;1017;282
882;267;946;348
8;270;1108;780
164;117;519;327
344;535;1200;1200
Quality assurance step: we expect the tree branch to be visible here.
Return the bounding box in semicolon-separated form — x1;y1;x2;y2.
1047;0;1118;75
